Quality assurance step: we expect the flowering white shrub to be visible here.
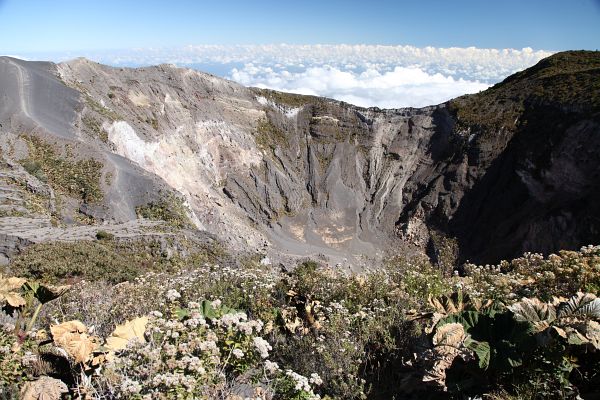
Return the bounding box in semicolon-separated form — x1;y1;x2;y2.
253;336;272;359
98;292;321;399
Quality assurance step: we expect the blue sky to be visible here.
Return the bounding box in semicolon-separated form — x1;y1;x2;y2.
0;0;599;52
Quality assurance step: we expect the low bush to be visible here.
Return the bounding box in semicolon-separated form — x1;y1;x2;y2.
95;230;115;241
136;193;193;229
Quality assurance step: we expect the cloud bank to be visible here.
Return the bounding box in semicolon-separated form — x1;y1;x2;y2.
231;64;490;108
27;44;553;108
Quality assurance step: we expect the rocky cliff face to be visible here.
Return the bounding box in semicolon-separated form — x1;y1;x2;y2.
0;51;598;267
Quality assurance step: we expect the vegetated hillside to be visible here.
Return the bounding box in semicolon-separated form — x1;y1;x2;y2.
2;240;600;399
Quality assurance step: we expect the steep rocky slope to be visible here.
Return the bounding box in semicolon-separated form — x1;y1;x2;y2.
0;51;598;267
438;51;600;263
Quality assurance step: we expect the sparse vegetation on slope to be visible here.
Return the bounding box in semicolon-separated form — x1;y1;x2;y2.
19;135;104;203
136;192;193;229
255;117;289;153
6;235;224;285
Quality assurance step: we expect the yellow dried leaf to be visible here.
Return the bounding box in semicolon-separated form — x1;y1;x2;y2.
0;275;27;308
281;308;303;334
50;320;87;339
472;298;493;311
20;376;68;400
105;316;148;351
91;351;114;367
551;296;568;306
425;313;446;334
57;332;99;363
433;323;466;348
11;341;21;353
3;292;26;307
50;320;99;363
425;323;470;388
4;276;27;289
553;326;567;338
263;321;274;334
428;295;446;314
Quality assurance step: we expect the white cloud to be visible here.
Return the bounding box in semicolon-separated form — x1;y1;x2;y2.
231;64;490;108
32;44;554;108
2;54;29;60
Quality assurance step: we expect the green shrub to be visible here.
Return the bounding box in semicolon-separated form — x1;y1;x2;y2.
95;230;114;241
94;295;322;399
21;159;47;182
252;88;315;108
255;117;289;153
0;329;34;393
449;51;600;131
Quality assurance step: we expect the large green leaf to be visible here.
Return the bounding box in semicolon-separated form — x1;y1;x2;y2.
105;317;148;351
443;310;536;373
24;282;70;304
440;311;482;331
200;300;218;319
566;328;589;346
175;307;190;320
464;338;491;369
199;300;237;320
557;321;600;348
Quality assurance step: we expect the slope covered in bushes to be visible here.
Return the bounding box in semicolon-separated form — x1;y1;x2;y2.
1;244;599;399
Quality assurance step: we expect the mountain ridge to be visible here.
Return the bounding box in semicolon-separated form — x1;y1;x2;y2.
0;51;598;268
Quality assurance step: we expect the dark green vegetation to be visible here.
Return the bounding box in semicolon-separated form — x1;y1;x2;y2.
82;114;108;142
449;51;600;130
95;230;115;241
19;135;104;203
253;87;318;108
434;51;600;264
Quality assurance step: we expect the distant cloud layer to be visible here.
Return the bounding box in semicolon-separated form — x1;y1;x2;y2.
31;44;554;108
231;64;490;108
